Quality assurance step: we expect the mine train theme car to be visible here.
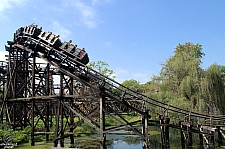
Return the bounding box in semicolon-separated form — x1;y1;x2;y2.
14;24;89;65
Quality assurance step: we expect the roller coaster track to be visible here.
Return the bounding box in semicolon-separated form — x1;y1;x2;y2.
1;25;225;148
10;37;225;121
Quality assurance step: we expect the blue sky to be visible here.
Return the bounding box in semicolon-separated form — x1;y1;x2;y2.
1;0;225;84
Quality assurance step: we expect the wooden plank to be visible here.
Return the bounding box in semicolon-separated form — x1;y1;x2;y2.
201;126;217;132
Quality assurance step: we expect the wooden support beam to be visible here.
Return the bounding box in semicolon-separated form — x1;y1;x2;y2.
69;77;75;146
100;96;106;149
198;124;203;146
217;126;223;145
165;117;170;147
60;100;64;147
187;123;193;146
59;73;64;147
54;99;60;147
160;116;165;148
179;121;185;148
31;55;36;146
46;102;50;141
142;110;149;149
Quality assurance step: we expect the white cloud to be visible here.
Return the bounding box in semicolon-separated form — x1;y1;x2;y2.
63;0;101;29
51;21;71;41
0;0;27;12
74;1;99;28
0;0;28;20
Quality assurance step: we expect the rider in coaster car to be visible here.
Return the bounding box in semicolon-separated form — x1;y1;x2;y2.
65;40;72;49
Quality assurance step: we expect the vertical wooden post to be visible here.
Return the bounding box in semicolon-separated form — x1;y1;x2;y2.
24;102;27;127
69;77;74;146
0;81;5;124
180;121;185;148
144;110;149;148
31;100;35;146
160;115;165;148
141;113;145;147
60;101;64;147
100;96;106;149
46;102;50;141
54;72;63;147
46;64;50;141
31;54;36;146
142;110;149;148
198;124;203;146
187;124;192;146
165;117;170;147
217;126;223;146
24;52;28;128
59;72;64;147
210;117;214;145
54;99;60;147
12;103;15;130
70;109;75;146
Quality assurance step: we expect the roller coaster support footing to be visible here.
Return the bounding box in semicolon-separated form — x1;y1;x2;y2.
142;110;149;149
180;121;193;147
159;115;170;148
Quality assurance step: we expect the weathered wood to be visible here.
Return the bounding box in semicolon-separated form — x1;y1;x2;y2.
179;121;185;148
217;126;223;145
187;124;193;146
31;55;36;146
4;27;225;149
165;117;170;147
198;124;203;146
201;125;217;132
160;116;165;148
100;96;106;149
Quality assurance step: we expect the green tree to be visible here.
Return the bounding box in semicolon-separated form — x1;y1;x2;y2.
157;42;205;111
160;42;204;94
201;63;225;114
88;61;115;79
121;79;140;92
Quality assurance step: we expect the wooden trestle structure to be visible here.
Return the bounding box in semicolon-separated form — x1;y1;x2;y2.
0;26;225;149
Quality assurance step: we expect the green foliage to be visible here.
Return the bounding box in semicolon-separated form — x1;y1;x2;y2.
201;63;225;114
121;79;141;92
140;42;225;114
160;42;203;94
0;126;31;144
81;123;95;134
129;111;137;117
88;61;115;79
105;117;117;126
12;130;29;143
148;42;207;112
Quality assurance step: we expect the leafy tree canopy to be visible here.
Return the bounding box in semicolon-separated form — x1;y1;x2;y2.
88;61;115;80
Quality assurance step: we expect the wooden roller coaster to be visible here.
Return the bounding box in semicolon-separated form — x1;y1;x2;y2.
0;24;225;148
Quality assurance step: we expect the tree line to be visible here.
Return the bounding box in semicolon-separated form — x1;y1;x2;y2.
89;42;225;115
